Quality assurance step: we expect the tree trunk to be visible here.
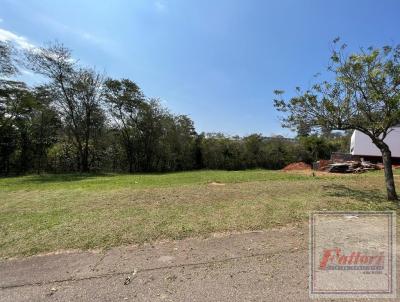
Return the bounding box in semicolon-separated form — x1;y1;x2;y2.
82;111;91;173
381;148;398;201
128;158;133;173
81;147;89;173
5;157;9;176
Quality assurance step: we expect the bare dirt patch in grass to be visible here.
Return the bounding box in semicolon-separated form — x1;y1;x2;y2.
209;181;226;186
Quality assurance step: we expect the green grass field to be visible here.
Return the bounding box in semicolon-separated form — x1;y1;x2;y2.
0;169;399;258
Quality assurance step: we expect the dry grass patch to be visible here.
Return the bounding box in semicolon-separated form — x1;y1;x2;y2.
0;170;398;258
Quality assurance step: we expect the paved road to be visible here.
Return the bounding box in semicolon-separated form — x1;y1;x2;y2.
0;226;393;301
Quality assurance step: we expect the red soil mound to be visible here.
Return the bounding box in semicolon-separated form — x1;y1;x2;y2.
282;162;312;171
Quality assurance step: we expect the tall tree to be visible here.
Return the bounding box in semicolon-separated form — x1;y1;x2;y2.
274;41;400;201
27;43;105;172
0;41;18;78
30;87;61;173
0;41;24;175
0;83;29;175
137;99;166;172
103;78;145;173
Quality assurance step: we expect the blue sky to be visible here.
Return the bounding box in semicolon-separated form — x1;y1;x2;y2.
1;0;399;136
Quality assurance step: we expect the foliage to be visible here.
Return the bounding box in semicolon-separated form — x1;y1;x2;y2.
274;40;400;200
1;41;348;175
0;41;18;77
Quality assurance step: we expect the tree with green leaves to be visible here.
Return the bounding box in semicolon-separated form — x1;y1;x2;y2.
274;40;400;201
103;78;146;173
27;43;105;172
0;41;24;174
0;41;18;78
30;87;61;173
298;135;337;162
1;83;60;175
166;114;197;170
136;99;169;172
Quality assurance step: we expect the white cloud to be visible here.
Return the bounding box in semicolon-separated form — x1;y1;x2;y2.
154;1;167;13
0;27;35;49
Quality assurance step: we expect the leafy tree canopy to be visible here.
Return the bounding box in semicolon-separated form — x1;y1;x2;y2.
274;39;400;200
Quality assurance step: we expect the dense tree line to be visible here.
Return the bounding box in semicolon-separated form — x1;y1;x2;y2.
0;41;349;175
